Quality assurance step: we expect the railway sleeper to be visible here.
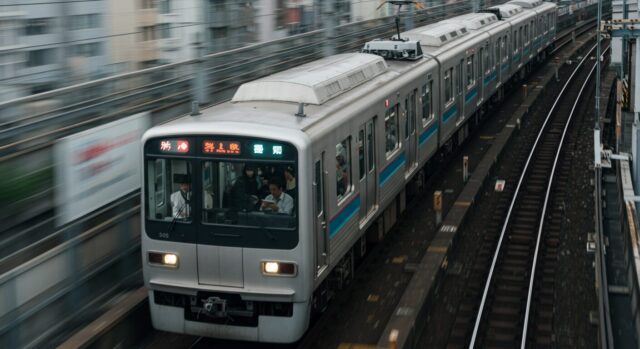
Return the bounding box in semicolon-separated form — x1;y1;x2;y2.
506;249;532;258
511;223;535;235
543;255;558;264
520;204;541;211
536;302;554;314
542;267;556;277
502;265;528;275
489;319;519;330
521;197;543;205
516;211;540;220
535;336;554;347
489;310;521;324
486;329;518;344
497;273;527;283
503;254;529;264
509;234;534;244
497;283;524;296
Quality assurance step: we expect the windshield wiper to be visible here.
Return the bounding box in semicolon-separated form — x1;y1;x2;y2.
168;204;186;233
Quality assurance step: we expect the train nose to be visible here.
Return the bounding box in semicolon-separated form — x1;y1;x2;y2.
197;245;244;287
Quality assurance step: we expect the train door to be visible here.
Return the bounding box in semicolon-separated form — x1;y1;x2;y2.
456;60;464;122
358;118;377;223
313;154;328;277
404;90;418;176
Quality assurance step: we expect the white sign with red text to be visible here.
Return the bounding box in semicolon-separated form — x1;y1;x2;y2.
54;112;150;226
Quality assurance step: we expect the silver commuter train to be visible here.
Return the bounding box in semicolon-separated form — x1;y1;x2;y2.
141;0;557;343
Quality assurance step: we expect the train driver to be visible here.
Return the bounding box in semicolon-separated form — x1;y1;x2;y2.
171;174;192;219
259;178;294;215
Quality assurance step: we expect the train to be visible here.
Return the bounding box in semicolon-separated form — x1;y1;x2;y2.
141;0;557;343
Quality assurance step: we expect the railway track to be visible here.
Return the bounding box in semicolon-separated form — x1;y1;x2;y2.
442;43;606;348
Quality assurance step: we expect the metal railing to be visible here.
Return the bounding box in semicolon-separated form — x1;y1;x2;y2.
0;195;140;348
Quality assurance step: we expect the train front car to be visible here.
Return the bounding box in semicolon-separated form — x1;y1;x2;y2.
141;121;311;343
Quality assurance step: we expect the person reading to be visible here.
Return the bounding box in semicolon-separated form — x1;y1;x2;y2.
260;179;294;215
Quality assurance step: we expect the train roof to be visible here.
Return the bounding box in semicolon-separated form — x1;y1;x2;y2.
157;51;434;135
154;2;557;139
488;4;525;18
507;0;545;9
403;22;469;47
232;53;388;105
441;12;499;31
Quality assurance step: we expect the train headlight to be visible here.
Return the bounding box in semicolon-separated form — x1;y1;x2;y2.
148;252;179;268
264;262;279;274
261;261;297;277
163;253;178;266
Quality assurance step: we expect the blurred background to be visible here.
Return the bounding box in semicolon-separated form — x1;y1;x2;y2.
0;0;462;103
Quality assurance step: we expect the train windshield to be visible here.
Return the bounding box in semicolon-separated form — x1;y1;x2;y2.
201;161;297;228
146;158;193;223
144;136;298;249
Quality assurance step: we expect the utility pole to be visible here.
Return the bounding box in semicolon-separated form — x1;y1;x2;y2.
323;0;336;57
406;3;415;31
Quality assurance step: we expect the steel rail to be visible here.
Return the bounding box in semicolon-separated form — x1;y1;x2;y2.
520;45;609;348
468;42;599;349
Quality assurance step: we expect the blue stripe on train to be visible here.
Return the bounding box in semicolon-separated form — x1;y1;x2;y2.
379;153;406;187
329;195;360;239
443;105;458;124
484;71;497;86
465;87;478;104
419;123;438;145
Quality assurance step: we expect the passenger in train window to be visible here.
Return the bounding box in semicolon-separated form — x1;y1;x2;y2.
257;172;271;199
171;174;192;219
230;165;260;211
203;184;215;210
260;178;294;215
336;161;348;197
284;166;297;198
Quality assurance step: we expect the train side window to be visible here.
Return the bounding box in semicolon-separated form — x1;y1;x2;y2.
154;158;166;207
422;81;433;126
358;130;365;180
479;48;484;78
519;27;523;50
495;38;500;66
385;104;399;156
315;160;323;216
531;20;535;40
410;89;417;134
484;43;489;73
456;60;463;94
513;33;517;53
336;137;352;201
444;69;451;103
466;55;474;87
404;98;409;140
367;121;375;173
503;35;508;60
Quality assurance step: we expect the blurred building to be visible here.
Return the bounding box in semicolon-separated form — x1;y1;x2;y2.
255;0;290;42
206;0;257;52
107;0;160;71
156;0;202;62
22;0;109;94
0;11;27;101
